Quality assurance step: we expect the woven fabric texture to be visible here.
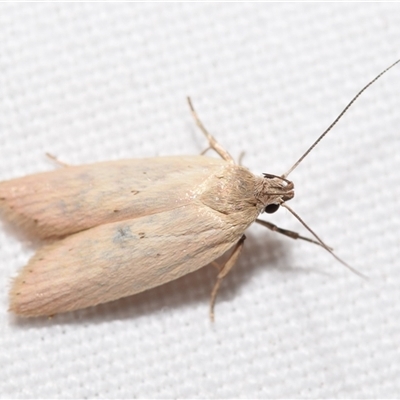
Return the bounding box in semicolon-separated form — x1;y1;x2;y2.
1;4;400;398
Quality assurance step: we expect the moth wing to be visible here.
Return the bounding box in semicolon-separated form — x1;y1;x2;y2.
10;204;248;317
0;156;226;238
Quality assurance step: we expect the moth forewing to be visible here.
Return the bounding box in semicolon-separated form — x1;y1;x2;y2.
9;165;269;317
0;156;226;239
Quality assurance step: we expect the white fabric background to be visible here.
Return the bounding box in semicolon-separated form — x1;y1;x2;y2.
1;3;400;399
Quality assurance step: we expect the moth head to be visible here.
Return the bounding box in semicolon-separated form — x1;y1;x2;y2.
258;173;294;214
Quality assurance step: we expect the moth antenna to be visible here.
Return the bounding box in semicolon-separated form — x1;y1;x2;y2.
281;203;368;280
283;59;400;179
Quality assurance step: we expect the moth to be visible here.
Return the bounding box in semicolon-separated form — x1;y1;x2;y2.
1;60;398;319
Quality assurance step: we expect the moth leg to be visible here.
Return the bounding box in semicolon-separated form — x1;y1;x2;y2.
210;234;246;322
200;146;212;156
46;153;70;168
255;219;333;250
187;97;235;163
237;151;245;166
200;146;240;163
211;261;221;270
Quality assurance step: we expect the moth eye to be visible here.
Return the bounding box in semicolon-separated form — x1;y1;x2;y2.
265;204;280;214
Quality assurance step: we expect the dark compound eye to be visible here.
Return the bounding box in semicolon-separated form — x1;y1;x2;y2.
265;203;280;214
